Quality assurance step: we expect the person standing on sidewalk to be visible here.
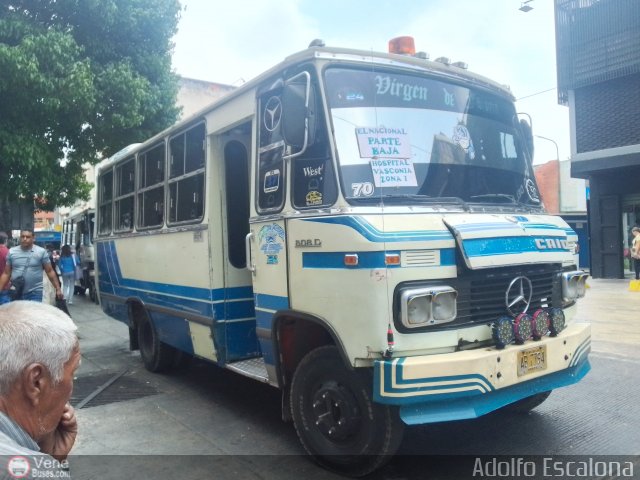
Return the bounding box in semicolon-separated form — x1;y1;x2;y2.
0;234;9;305
631;227;640;280
0;229;62;302
0;301;79;471
58;245;76;305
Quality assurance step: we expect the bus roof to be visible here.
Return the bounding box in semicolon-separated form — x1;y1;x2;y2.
99;40;515;173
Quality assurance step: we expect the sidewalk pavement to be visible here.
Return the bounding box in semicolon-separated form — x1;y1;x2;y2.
575;276;640;361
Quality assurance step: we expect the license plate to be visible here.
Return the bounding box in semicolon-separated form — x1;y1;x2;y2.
517;345;547;377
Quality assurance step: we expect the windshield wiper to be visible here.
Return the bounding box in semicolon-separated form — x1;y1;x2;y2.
469;194;516;204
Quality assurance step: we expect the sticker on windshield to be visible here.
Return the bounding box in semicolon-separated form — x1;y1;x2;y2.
525;178;540;203
370;158;417;187
452;124;475;160
306;191;323;206
351;182;374;197
263;169;280;193
355;126;411;159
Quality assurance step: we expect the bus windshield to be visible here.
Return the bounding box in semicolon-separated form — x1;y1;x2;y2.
324;67;541;207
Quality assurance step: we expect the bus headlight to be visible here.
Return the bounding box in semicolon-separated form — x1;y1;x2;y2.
400;286;457;328
549;307;566;336
562;270;588;303
576;273;589;298
492;316;515;349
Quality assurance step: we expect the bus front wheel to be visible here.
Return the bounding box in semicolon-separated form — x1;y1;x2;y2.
503;391;552;413
290;345;404;477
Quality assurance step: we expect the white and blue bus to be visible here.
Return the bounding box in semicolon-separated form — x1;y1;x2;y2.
95;37;590;476
62;207;97;301
34;230;61;250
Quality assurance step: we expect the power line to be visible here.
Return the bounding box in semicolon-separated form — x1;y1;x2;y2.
516;87;556;101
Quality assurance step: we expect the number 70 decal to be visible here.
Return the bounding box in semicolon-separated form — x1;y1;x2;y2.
351;182;374;197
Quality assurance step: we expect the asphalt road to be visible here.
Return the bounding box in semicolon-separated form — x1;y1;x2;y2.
64;278;640;479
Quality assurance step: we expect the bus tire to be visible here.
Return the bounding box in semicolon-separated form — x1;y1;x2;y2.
89;283;97;303
290;345;404;477
503;391;552;413
137;311;175;373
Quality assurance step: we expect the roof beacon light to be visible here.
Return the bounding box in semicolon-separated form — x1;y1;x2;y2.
389;36;416;55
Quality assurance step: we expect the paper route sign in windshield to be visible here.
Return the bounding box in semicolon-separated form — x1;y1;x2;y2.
356;126;417;187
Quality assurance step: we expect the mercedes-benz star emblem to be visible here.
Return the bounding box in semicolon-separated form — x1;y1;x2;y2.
505;275;533;316
263;96;282;132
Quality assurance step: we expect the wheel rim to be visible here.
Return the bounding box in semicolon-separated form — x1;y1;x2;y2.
311;380;362;442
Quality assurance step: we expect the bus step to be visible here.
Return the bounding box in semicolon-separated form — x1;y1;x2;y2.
225;357;269;383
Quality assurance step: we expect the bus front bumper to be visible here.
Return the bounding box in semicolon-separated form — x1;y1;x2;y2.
373;322;591;425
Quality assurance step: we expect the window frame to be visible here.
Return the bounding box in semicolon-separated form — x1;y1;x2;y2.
136;141;167;231
97;168;114;236
167;122;207;226
113;157;136;233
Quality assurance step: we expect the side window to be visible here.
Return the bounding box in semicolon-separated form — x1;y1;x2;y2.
168;122;206;224
257;143;285;211
137;142;165;229
114;158;135;232
289;83;334;209
98;169;113;235
257;92;285;213
225;140;250;268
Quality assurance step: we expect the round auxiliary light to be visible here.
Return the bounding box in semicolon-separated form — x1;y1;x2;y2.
492;316;515;349
513;313;533;344
549;308;566;337
531;309;550;340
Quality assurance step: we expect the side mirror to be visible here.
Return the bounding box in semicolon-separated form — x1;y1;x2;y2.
282;71;314;158
519;117;534;159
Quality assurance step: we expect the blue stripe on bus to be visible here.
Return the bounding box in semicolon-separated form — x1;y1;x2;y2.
303;216;453;242
463;236;568;257
303;251;401;269
97;240;254;318
254;293;289;311
255;309;275;330
302;249;456;269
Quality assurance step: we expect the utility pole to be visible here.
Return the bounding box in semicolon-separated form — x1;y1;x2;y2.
535;135;559;161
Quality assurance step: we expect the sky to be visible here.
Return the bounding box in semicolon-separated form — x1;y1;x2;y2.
172;0;569;165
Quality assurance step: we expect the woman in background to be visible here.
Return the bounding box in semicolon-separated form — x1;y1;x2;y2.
631;227;640;281
58;244;76;304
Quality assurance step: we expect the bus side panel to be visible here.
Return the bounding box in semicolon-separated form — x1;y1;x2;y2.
97;232;218;358
219;287;259;360
148;310;195;354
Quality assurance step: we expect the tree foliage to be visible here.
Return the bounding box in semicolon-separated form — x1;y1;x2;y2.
0;0;181;219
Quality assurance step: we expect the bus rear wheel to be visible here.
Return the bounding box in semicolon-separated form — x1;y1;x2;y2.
290;345;404;477
137;311;176;373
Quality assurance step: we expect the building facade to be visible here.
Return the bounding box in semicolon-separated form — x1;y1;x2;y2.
555;0;640;278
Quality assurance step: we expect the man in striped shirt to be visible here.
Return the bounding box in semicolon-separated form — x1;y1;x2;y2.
0;301;79;477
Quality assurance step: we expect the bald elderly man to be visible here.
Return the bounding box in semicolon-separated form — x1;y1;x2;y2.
0;301;80;476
